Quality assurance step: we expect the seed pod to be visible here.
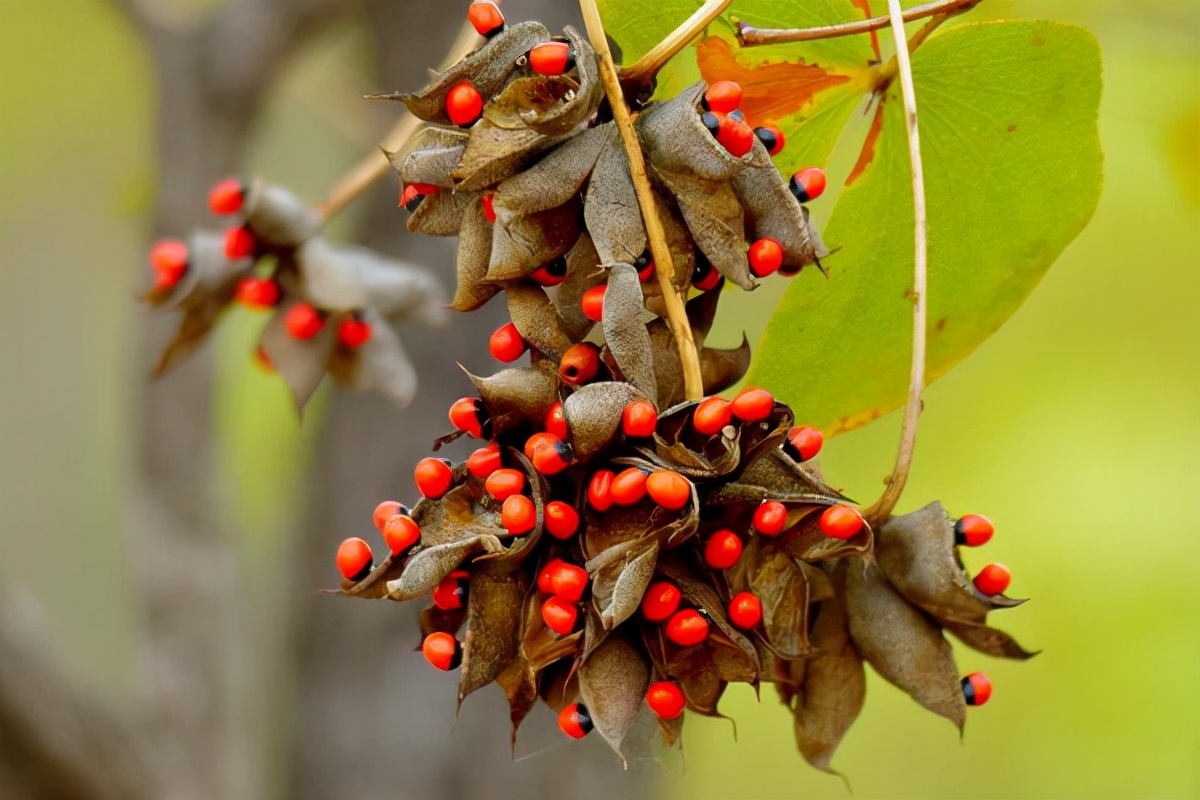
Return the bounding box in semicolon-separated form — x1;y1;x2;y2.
585;132;648;265
638;82;747;181
505;284;573;361
563;381;645;460
493;124;609;219
601;264;657;402
453;121;569;193
452;197;500;311
406;187;477;237
732;138;828;272
486;199;581;281
388;126;469;189
240;178;322;247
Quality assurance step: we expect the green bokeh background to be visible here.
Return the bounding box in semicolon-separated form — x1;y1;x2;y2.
0;1;1196;798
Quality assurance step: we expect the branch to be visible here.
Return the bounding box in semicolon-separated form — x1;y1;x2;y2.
736;0;981;47
579;0;705;401
620;0;733;86
865;0;928;525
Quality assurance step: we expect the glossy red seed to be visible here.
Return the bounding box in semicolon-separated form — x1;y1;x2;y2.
635;252;655;281
787;426;824;462
485;468;525;501
587;470;614;512
530;255;568;286
449;397;486;438
754;125;785;155
973;563;1011;596
531;438;572;476
284;303;324;340
955;514;995;547
150;239;188;289
790;167;827;203
446;81;483;127
665;609;710;647
529;41;574;76
962;672;993;706
544;501;580;540
501;494;537;536
337;317;372;349
731;387;774;422
481;191;497;222
541;596;578;636
640;581;681;622
622;399;658;438
335;537;373;581
704;530;743;569
524;431;558;461
704;80;743;114
235;277;280;309
753;500;788;537
747;238;784;277
537;558;564;594
467;0;504;36
372;500;405;533
645;681;686;720
414;457;454;499
208;178;244;215
466;444;502;479
716;115;755;158
544;401;569;440
548;563;589;603
581;285;606;322
432;570;469;610
610;467;648;506
692;257;722;291
728;592;763;629
382;514;421;555
488;322;526;362
692;397;732;435
559;343;600;386
646;470;691;511
223;226;256;259
422;632;461;671
819;504;863;540
558;703;592;738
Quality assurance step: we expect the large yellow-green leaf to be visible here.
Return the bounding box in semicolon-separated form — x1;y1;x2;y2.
750;20;1102;433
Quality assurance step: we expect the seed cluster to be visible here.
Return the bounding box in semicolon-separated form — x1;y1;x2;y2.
333;2;1034;769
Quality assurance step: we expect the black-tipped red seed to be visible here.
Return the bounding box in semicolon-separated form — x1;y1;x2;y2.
530;255;569;286
789;167;827;203
558;703;593;738
955;514;995;547
962;672;992;706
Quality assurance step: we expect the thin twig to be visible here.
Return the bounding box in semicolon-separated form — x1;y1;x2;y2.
736;0;980;46
579;0;705;401
316;15;486;223
620;0;733;85
864;0;928;525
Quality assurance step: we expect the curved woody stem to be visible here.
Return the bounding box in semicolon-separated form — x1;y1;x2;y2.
736;0;981;47
620;0;733;85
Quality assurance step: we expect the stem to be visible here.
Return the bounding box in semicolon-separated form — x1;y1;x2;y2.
620;0;733;85
865;0;927;526
579;0;705;401
315;16;486;223
736;0;980;47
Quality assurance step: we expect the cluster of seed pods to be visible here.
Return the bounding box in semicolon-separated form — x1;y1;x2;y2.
331;1;1033;769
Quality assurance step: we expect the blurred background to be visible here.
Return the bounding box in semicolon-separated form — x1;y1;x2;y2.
0;0;1196;798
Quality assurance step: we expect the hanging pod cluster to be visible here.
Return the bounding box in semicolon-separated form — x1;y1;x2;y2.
333;2;1034;771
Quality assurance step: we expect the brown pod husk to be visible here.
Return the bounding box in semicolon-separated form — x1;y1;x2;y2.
453;196;499;311
297;237;447;324
386;533;504;601
578;633;652;764
327;308;420;408
468;364;559;424
242;178;322;247
457;561;526;706
453;122;569;193
943;619;1038;660
749;548;814;658
487;199;581;281
258;300;338;413
601;264;657;402
407;188;477;237
590;538;659;631
496;590;582;744
585;136;647;265
505;283;573;362
494;124;609;219
733;138;828;271
655;169;755;290
699;336;753;396
637;82;748;181
525;27;602;136
563;381;645;461
551;233;604;340
388;126;469;189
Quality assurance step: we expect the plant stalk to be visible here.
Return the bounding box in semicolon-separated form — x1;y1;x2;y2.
620;0;733;85
736;0;981;47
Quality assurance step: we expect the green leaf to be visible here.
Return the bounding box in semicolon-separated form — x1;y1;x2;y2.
751;20;1102;433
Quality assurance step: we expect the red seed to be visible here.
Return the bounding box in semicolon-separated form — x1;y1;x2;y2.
337;317;372;349
422;632;461;671
485;468;526;501
489;322;526;363
446;81;483;127
467;0;504;36
466;444;502;479
640;581;681;622
716;115;755;157
787;426;824;462
587;470;615;512
645;681;686;720
692;256;722;291
482;191;497;223
754;125;785;156
432;570;469;611
400;183;437;211
543;501;580;540
635;251;655;281
790;167;827;203
962;672;993;706
610;467;648;506
559;343;600;386
530;255;569;286
335;537;373;581
541;596;578;636
537;558;564;594
646;470;691;511
235;277;280;309
414;457;454;499
382;514;421;555
973;563;1011;596
665;609;710;647
208;178;244;215
747;238;784;277
223;226;256;259
284;303;324;340
622;399;658;438
752;500;787;537
524;431;558;461
955;514;995;547
727;592;763;629
449;396;487;439
531;437;573;476
581;285;606;322
529;41;574;76
704;530;743;569
372;500;406;533
731;387;774;422
544;401;569;440
692;397;732;435
704;80;743;114
548;563;589;603
558;703;593;738
501;494;537;535
150;239;188;290
819;504;863;539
